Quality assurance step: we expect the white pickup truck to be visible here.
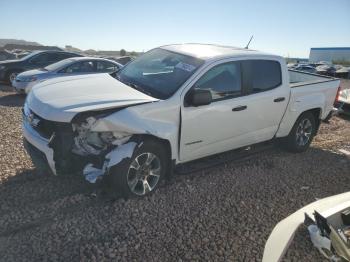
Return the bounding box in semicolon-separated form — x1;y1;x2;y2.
22;44;340;197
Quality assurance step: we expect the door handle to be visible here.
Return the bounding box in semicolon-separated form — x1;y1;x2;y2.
274;97;285;102
232;105;247;111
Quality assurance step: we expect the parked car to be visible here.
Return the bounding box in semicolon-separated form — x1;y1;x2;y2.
0;50;16;61
293;65;317;74
13;57;122;94
336;86;350;115
316;64;337;76
0;50;83;84
22;44;340;198
335;66;350;79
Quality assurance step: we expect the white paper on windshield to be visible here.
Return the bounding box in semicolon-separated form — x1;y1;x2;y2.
175;62;196;72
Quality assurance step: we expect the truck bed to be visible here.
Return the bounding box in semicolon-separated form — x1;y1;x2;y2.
289;69;338;88
276;70;340;138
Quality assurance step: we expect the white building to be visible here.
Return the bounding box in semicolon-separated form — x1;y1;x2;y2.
309;47;350;63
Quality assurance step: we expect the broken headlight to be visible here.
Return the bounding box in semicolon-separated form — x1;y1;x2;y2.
72;116;130;156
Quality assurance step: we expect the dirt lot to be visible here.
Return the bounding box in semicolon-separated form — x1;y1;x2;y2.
0;82;349;261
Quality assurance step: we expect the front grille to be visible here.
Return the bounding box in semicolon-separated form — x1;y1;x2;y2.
23;105;63;139
32;113;56;139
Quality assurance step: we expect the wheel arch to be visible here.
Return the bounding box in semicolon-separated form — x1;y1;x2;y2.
132;134;174;179
307;108;322;134
5;68;24;83
276;107;322;138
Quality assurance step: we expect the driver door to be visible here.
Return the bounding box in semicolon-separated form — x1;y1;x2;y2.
180;61;254;161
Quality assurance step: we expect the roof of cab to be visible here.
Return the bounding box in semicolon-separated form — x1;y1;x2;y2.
160;43;280;61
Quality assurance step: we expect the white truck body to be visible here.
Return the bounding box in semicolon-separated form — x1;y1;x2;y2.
22;44;340;192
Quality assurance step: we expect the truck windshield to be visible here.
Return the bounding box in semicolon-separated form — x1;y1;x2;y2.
116;48;204;99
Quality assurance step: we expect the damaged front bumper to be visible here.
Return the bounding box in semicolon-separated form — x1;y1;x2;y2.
82;141;137;183
22;107;139;184
22;116;56;174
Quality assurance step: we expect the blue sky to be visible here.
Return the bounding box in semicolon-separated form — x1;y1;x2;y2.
0;0;349;57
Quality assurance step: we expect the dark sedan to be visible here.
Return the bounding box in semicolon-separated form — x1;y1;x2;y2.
0;50;83;83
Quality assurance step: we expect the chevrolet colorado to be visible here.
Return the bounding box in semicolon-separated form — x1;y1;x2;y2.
22;44;341;197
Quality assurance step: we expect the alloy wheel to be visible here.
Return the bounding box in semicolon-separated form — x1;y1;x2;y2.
295;118;313;146
127;152;161;196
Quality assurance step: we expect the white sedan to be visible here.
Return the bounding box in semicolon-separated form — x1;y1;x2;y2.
12;57;122;94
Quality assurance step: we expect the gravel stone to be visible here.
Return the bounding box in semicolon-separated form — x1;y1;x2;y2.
0;82;349;261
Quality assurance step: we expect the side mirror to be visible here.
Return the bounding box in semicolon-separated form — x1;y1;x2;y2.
187;89;212;107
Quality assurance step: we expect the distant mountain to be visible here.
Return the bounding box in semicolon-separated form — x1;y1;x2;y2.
65;45;82;53
0;39;42;47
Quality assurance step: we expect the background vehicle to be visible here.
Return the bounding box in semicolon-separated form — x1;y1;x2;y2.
0;50;16;61
0;50;83;84
316;64;337;76
13;57;122;93
22;44;340;198
293;65;317;74
336;84;350;115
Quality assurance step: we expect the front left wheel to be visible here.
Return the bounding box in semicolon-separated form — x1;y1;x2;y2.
6;70;22;85
106;139;168;198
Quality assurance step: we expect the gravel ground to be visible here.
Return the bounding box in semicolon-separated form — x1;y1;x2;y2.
0;82;349;262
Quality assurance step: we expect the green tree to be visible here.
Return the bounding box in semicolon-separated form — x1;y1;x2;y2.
120;49;126;56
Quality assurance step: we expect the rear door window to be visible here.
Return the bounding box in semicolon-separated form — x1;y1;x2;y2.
96;61;119;73
30;53;50;64
242;60;282;93
46;53;61;63
63;61;95;73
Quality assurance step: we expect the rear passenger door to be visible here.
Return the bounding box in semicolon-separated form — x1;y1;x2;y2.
240;59;289;142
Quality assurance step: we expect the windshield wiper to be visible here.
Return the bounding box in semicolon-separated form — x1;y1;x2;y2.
127;82;154;97
115;75;155;98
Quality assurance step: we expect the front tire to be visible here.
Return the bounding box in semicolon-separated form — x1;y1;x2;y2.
6;70;21;85
282;112;316;153
107;139;168;198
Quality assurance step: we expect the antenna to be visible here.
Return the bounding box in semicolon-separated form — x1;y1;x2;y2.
245;35;254;49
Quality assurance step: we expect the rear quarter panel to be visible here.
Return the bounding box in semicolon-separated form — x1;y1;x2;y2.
276;79;340;137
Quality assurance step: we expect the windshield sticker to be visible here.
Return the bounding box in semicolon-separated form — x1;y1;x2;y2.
175;62;196;72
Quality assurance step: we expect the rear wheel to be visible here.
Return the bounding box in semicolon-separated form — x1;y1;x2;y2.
282;112;316;152
106;139;168;198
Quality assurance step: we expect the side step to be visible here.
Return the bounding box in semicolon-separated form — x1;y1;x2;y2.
175;140;275;175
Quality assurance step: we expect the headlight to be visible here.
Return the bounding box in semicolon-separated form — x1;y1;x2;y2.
22;76;38;82
72;116;130;156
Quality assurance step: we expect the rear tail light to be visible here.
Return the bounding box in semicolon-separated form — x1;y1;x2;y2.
335;85;342;104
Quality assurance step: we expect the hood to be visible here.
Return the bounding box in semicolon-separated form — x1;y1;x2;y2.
17;69;48;79
27;73;159;122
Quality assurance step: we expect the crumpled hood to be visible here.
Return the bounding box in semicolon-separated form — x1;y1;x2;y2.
27;73;159;122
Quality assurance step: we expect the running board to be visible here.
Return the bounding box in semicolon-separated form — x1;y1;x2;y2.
175;140;276;175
